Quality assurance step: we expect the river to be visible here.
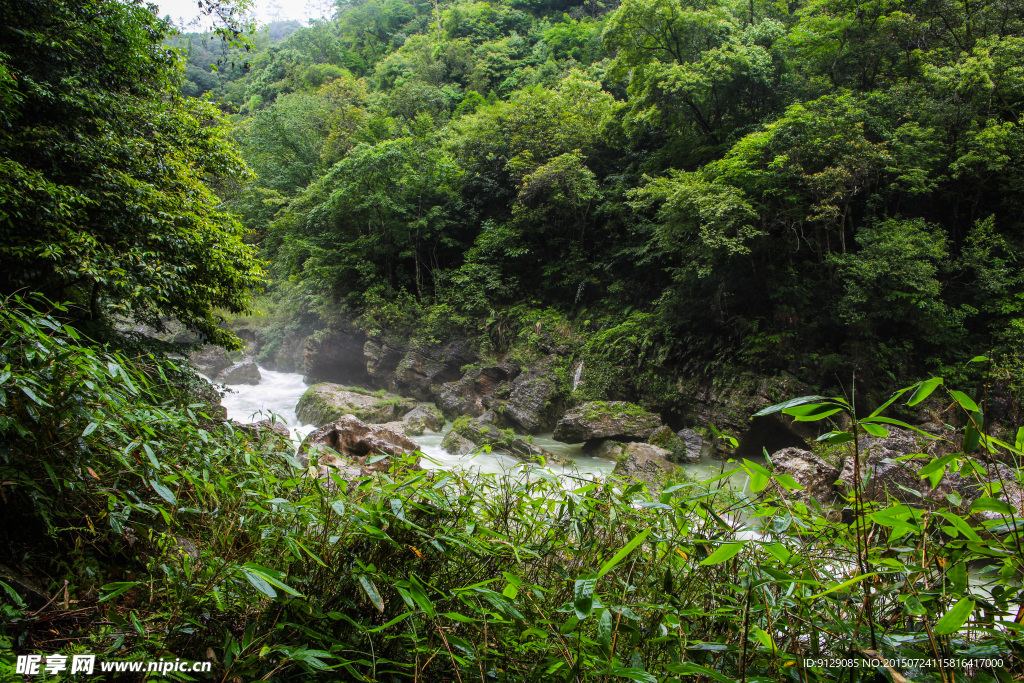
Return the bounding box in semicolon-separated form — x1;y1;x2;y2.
217;366;733;482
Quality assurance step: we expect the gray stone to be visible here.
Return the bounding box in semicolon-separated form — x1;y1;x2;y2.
190;346;232;378
297;414;420;473
402;405;445;433
646;425;702;464
261;332;307;373
304;329;371;385
232;418;291;439
612;442;677;487
676;429;704;464
393;339;479;400
770;447;840;506
217;361;261;385
553;401;662;444
593;440;624;461
364;339;406;385
837;428;943;504
502;359;559;434
451;413;567;464
441;430;477;455
295;383;416;428
433;362;519;419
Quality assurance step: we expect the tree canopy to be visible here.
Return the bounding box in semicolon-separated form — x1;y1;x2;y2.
0;0;263;346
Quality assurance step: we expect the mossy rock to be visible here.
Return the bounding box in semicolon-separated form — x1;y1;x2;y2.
295;383;416;427
553;401;661;444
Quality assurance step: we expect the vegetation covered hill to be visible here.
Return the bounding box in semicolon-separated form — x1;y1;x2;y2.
214;0;1024;402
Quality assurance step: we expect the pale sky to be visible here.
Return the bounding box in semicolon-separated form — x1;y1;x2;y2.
155;0;331;29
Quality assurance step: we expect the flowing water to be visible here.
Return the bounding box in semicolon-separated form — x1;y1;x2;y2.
218;367;742;485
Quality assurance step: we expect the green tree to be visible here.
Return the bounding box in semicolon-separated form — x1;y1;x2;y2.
0;0;264;347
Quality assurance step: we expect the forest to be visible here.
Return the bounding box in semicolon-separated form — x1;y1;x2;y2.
2;0;1024;680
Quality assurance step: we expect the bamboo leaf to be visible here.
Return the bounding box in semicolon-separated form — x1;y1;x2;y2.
907;377;943;406
807;572;879;600
149;478;176;506
700;542;745;565
934;598;974;635
598;528;652;578
752;395;832;418
950;390;980;413
359;575;385;612
574;577;596;618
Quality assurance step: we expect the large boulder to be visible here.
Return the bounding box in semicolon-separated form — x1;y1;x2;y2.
647;426;702;464
837;428;946;504
612;442;677;487
232;419;292;451
450;413;567;465
593;440;625;461
295;383;416;428
553;401;662;445
684;373;814;458
393;339;479;400
233;327;259;354
297;415;420;473
304;329;371;385
402;405;445;435
217;361;261;386
233;418;291;439
501;359;560;434
676;429;704;464
433;363;519;419
441;430;477;455
770;447;841;506
189;346;232;378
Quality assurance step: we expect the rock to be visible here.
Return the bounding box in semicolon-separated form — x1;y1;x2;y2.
836;428;939;504
770;447;841;506
433;362;519;419
233;418;291;440
189;346;232;378
295;383;416;428
612;442;677;487
553;401;662;445
217;361;261;385
260;332;307;373
645;425;702;464
393;339;479;400
685;373;813;458
304;329;371;385
297;415;420;473
364;339;406;385
233;327;259;354
502;359;560;434
451;413;568;464
441;430;477;455
593;440;624;461
402;405;445;433
676;429;704;464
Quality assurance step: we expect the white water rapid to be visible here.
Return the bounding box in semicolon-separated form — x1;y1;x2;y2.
219;367;731;483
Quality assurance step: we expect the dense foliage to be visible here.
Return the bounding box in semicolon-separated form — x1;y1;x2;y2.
6;0;1024;680
0;0;263;347
200;0;1024;393
2;299;1022;681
